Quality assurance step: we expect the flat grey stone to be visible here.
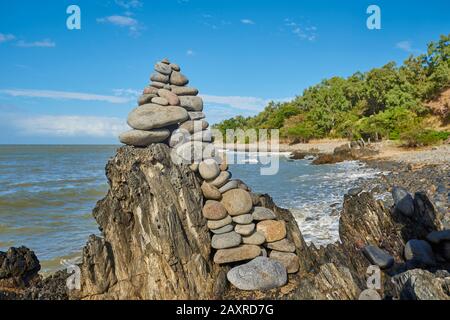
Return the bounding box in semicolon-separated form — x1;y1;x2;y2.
179;120;209;134
119;129;170;147
252;207;276;221
207;215;232;230
235;223;255;236
170;86;199;96
127;104;188;130
210;224;234;235
362;245;394;269
242;231;266;245
266;239;296;253
150;81;165;89
269;251;299;273
219;180;239;193
232;214;253;225
191;130;213;143
211;231;242;249
226;257;287;291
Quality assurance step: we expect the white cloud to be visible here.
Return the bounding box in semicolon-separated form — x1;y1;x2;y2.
396;40;420;54
0;89;132;104
97;15;143;36
201;95;293;112
284;18;317;41
13;115;128;137
16;39;56;48
186;49;195;56
115;0;142;9
97;15;137;27
0;33;15;43
241;19;255;25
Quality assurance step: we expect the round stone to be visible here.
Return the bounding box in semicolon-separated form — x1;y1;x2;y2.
150;81;165;89
211;231;242;249
119;129;170;147
171;86;199;96
235;223;255;236
172;141;216;164
242;231;266;245
252;207;277;221
155;62;172;75
150;72;169;83
170;71;189;86
209;171;231;188
143;86;158;95
161;58;170;64
127;104;188;130
202;200;228;220
269;251;299;273
256;220;286;242
201;182;222;200
169;63;180;71
214;245;261;264
191;130;213;143
151;97;169;106
221;189;253;216
199;159;220;180
179;96;203;111
211;224;234;235
138;94;155;106
219;180;239;193
180;120;209;134
266;239;296;253
157;89;180;106
232;214;253;225
226;257;287;291
207;215;232;230
426;230;450;244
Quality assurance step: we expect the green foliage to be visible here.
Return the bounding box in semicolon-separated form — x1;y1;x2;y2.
213;34;450;143
401;128;450;147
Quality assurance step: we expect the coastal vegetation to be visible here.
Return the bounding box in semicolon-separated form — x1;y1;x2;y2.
213;34;450;146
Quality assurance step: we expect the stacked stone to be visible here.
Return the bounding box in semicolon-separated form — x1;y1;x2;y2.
119;59;299;291
119;58;210;147
196;156;300;278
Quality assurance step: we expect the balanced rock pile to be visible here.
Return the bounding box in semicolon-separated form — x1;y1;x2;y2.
119;58;209;147
119;59;299;291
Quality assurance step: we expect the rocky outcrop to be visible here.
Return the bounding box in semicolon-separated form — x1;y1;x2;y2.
312;141;378;165
72;145;227;300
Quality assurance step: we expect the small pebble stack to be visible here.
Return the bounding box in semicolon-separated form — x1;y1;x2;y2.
119;59;299;291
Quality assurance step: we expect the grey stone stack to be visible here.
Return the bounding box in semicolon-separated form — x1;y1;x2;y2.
119;59;300;291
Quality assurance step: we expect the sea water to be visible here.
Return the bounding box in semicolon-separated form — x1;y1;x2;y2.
0;145;381;272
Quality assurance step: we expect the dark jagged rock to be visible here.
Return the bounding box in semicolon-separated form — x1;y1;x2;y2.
0;247;40;289
392;269;450;300
392;186;415;217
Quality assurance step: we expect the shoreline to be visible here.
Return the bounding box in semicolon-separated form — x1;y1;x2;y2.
219;140;450;166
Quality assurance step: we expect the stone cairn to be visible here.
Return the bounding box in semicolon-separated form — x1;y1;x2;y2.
119;59;299;291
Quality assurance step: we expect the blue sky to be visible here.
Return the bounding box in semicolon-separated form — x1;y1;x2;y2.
0;0;449;144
